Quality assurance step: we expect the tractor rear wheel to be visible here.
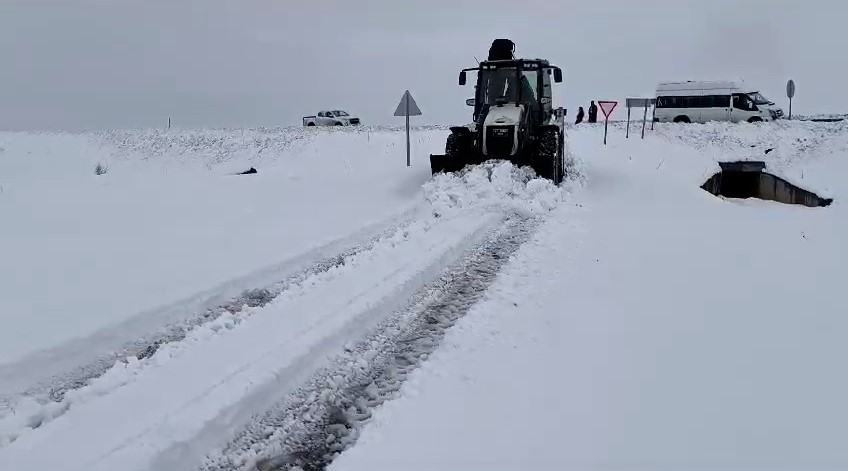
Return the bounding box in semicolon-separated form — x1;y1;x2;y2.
532;128;563;185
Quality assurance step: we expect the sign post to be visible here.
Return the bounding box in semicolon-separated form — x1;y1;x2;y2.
394;90;423;167
598;100;618;145
786;79;796;120
625;98;655;139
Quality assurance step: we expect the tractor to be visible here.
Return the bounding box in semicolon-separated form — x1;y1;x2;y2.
430;39;567;184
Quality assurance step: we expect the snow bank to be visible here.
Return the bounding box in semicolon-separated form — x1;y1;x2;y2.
0;131;111;179
652;119;848;170
93;125;449;174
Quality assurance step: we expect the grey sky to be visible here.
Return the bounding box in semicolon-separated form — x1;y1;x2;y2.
0;0;844;131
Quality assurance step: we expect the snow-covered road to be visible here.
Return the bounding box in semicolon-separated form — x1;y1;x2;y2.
0;208;507;471
2;120;847;471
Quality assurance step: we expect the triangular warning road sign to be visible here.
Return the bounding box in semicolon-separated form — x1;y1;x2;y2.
394;90;422;117
598;101;618;118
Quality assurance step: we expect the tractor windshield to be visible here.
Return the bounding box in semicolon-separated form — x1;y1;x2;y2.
480;67;538;106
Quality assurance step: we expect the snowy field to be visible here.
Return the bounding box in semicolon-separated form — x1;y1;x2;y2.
1;120;847;470
0;127;447;376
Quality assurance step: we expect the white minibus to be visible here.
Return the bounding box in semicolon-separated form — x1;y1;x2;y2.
655;80;784;124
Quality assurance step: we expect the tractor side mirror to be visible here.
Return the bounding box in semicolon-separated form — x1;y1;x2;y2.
466;98;476;107
459;71;467;86
553;68;563;83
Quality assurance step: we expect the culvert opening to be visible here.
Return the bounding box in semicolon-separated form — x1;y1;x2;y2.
702;161;833;208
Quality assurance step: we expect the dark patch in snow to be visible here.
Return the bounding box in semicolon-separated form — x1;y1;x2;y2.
702;161;833;207
199;213;539;471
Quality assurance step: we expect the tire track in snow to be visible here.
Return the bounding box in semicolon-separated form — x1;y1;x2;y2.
0;208;504;471
1;160;568;460
0;209;422;447
198;212;539;471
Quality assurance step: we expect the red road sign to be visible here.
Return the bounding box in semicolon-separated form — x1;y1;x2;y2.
598;100;618;118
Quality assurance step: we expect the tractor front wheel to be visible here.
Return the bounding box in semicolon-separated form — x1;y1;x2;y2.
431;131;472;175
532;128;563;185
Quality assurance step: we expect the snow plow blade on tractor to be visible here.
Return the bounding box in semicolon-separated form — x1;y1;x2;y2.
430;39;567;185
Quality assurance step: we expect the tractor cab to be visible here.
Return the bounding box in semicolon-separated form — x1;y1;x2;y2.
460;59;563;128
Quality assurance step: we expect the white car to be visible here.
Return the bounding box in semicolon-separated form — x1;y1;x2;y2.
302;110;361;126
654;80;784;124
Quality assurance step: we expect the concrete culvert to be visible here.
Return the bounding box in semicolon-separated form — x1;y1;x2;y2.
702;161;833;208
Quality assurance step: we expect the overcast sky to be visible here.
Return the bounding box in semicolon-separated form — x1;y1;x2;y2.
0;0;844;131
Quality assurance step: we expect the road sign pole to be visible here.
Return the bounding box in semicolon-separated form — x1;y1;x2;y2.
405;100;410;167
641;103;648;139
789;97;793;120
626;107;631;138
598;101;618;146
394;89;422;167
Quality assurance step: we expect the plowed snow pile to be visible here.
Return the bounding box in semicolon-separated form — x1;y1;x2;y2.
423;134;583;217
424;161;562;217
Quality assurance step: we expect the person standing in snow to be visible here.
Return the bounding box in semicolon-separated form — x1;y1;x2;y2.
588;101;598;123
575;106;585;124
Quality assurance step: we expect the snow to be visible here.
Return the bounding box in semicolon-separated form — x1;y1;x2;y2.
0;127;444;373
423;161;564;218
330;121;848;471
0;203;501;469
2;119;848;471
0;125;567;469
